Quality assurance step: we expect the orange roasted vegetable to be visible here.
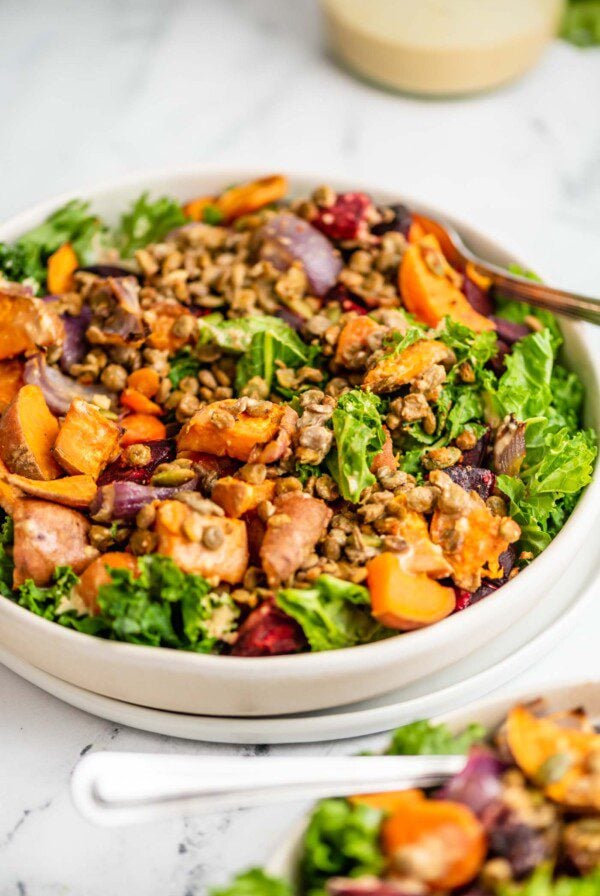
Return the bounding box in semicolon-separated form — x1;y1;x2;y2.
0;359;24;413
215;175;288;222
126;367;160;398
334;316;382;368
183;195;216;222
0;458;21;514
407;219;427;244
154;499;248;584
75;552;140;615
178;399;297;464
381;793;487;890
367;552;455;630
350;790;423;814
506;704;600;811
4;473;97;509
120;414;167;447
363;338;452;394
377;495;452;579
120;388;162;415
370;427;398;474
53;398;121;479
146;300;191;352
47;242;78;294
399;235;495;332
12;499;97;587
0;283;64;360
429;470;520;592
211;476;276;519
260;492;332;585
0;384;61;480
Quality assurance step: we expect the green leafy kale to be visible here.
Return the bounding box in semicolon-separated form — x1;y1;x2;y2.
95;554;237;651
561;0;600;46
387;719;486;756
0;513;14;596
202;203;225;226
115;192;187;257
210;869;291;896
300;798;385;896
498;864;600;896
197;313;320;395
327;390;385;502
276;575;391;652
168;347;202;388
0;200;105;292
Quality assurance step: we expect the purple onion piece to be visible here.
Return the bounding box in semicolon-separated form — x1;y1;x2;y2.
59;306;93;372
274;307;306;332
490;316;530;346
464;274;494;317
90;478;197;522
493;418;526;476
258;212;343;297
445;465;496;501
371;203;412;239
498;544;517;578
78;264;140;280
85;277;146;346
24;354;114;416
436;747;505;818
459;430;491;468
98;440;176;486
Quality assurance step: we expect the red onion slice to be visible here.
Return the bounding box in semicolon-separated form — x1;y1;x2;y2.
24;354;114;416
258;212;342;297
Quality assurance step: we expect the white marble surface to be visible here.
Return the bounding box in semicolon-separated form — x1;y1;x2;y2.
1;1;599;893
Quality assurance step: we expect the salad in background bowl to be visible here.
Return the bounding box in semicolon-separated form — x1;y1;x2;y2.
0;169;597;716
217;684;600;895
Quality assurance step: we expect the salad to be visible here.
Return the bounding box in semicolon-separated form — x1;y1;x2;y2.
215;700;600;895
0;175;595;656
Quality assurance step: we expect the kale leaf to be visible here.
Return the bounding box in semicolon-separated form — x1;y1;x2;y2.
498;864;600;895
387;719;486;756
210;869;291;896
115;193;187;257
168;347;202;388
561;0;600;46
327;389;385;502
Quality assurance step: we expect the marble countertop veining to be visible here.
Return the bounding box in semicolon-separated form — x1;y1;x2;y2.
1;1;600;893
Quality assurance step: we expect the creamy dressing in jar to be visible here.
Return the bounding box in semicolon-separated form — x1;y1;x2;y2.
321;0;565;96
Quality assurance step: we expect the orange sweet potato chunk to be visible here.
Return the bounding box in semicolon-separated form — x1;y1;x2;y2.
370;427;398;474
0;458;21;514
334;316;382;368
75;552;140;616
0;384;62;480
211;476;275;519
47;242;78;295
216;175;288;222
154;500;248;584
178;399;297;464
5;473;97;509
367;552;455;630
260;492;332;585
0;359;24;413
53;398;121;479
0;284;64;360
146;301;190;352
363;338;451;394
399;235;495;332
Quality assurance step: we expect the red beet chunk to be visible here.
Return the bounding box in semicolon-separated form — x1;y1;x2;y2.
313;192;373;241
324;283;368;315
490;316;530;345
489;339;511;377
459;431;490;468
231;602;307;657
464;273;494;316
97;440;175;486
445;465;496;500
455;581;499;612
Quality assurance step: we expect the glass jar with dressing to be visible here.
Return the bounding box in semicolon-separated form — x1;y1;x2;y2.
321;0;565;96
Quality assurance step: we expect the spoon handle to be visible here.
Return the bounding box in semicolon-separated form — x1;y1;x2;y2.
71;752;465;826
471;261;600;326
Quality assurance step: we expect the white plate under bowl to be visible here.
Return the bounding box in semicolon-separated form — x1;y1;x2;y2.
1;511;597;744
0;167;599;717
266;680;600;883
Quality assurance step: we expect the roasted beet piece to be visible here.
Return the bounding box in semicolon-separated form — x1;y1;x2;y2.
459;431;491;468
97;440;175;486
455;545;517;611
371;203;412;239
445;465;496;500
464;273;494;317
78;264;140;280
325;283;368;315
231;601;307;657
482;803;554;878
490;316;530;346
313;192;373;241
489;339;511;377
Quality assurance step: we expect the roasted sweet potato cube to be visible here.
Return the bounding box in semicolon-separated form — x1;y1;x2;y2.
0;384;62;480
211;476;275;519
0;359;24;413
12;499;97;587
367;552;456;631
0;284;64;360
154;500;248;584
363;339;452;394
5;473;97;509
260;492;332;585
177;399;297;464
53;398;121;479
0;458;21;514
334;316;383;368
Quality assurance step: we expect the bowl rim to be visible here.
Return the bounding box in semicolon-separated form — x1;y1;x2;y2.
1;163;598;673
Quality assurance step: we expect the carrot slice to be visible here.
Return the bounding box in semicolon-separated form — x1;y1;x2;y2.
183;195;216;222
127;367;160;398
120;388;163;415
47;242;78;294
120;413;167;446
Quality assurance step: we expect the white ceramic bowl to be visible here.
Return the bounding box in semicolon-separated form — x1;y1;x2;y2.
266;680;600;884
0;168;598;717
